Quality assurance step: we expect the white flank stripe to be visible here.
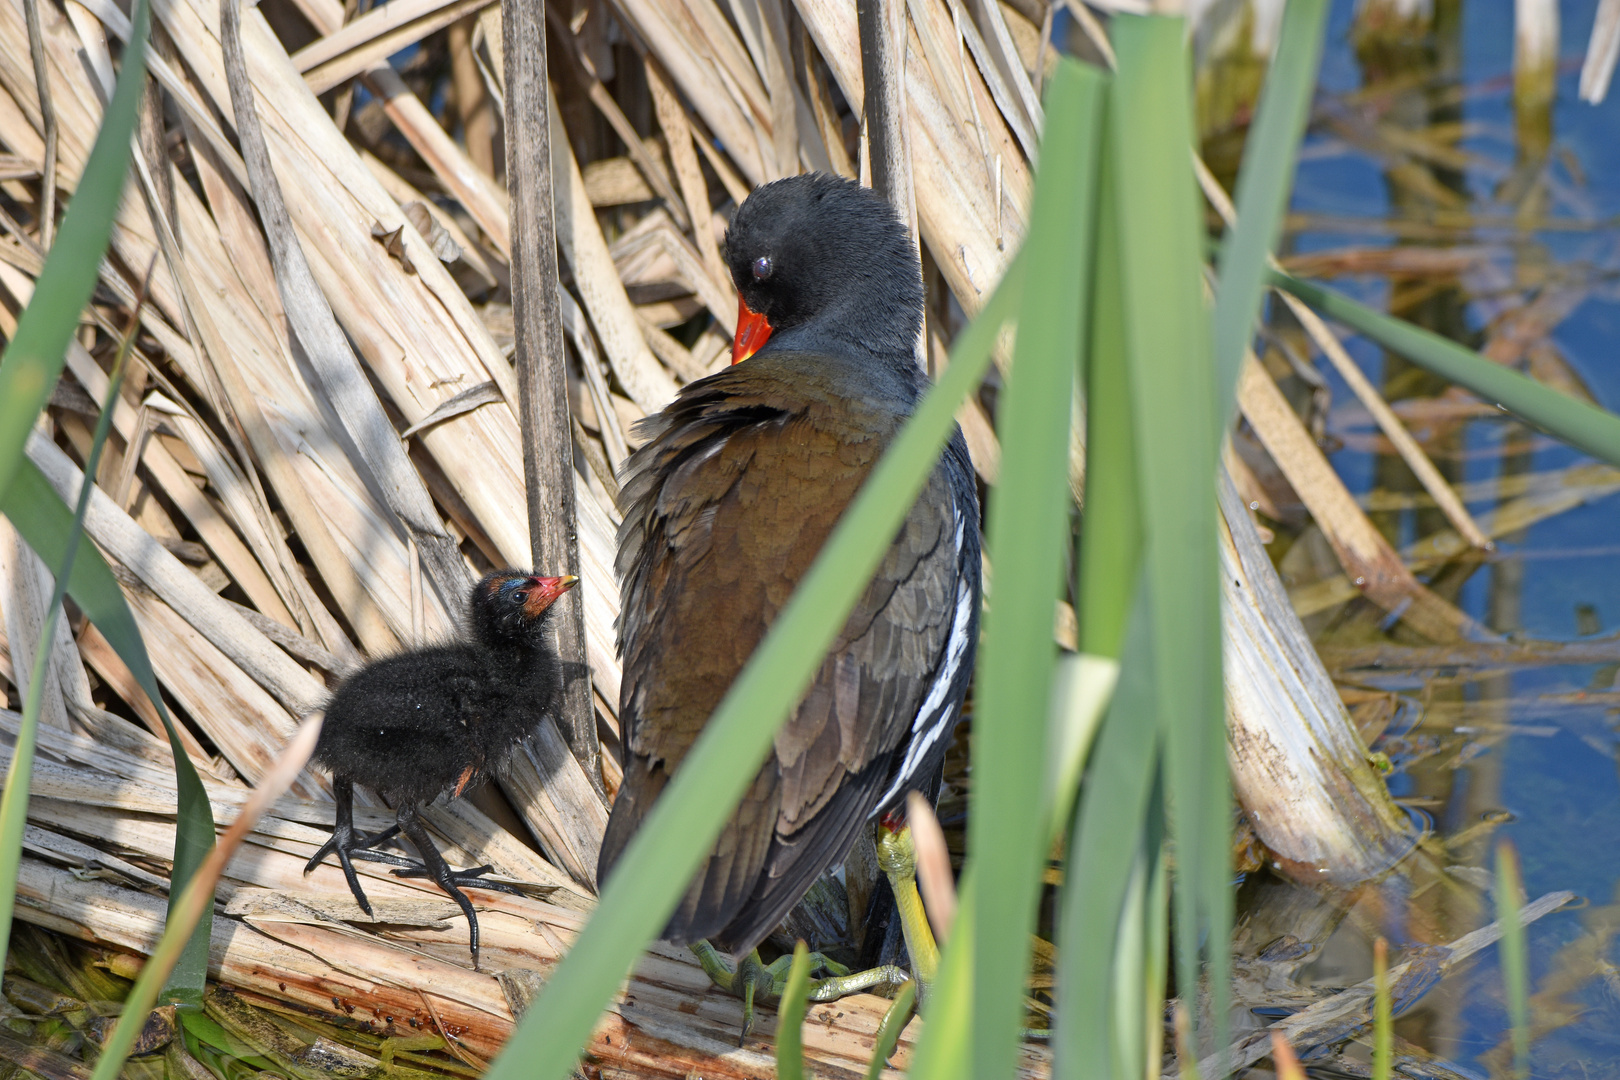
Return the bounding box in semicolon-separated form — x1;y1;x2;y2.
877;510;972;808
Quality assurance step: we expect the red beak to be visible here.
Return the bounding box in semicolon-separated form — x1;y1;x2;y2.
732;294;772;364
522;574;578;618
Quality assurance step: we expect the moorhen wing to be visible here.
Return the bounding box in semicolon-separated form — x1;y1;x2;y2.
304;570;577;967
599;173;982;1030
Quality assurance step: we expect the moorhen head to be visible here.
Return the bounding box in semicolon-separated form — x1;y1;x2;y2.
305;569;576;967
599;173;982;967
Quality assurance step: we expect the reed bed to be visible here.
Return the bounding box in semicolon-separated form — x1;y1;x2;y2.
1;0;1618;1075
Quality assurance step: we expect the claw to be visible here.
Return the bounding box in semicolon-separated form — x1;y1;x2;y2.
306;782;529;968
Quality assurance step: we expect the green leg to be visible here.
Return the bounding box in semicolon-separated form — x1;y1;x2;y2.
876;821;940;996
689;941;909;1041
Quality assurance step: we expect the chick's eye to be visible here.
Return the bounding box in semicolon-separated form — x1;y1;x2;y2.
510;591;528;605
751;256;772;281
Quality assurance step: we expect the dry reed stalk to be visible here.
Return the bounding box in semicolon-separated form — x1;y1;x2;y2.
1218;475;1416;883
297;0;497;94
1236;356;1482;642
1580;0;1620;102
797;0;1030;314
1290;463;1620;617
0;519;77;733
1193;156;1490;550
4;709;1041;1075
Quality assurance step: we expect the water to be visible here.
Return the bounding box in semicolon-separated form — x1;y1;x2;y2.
1263;0;1620;1073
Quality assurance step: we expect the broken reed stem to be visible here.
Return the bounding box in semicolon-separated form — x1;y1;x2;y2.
23;0;57;249
857;0;925;367
501;0;603;800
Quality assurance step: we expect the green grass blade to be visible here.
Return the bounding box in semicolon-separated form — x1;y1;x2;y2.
1110;13;1227;1058
1495;841;1530;1079
969;59;1106;1080
1273;271;1620;468
1372;937;1391;1080
1056;118;1151;1080
1053;598;1159;1080
0;0;150;508
2;464;216;997
1043;653;1119;850
775;942;812;1080
1075;118;1138;661
1141;840;1169;1078
864;979;916;1080
905;873;973;1080
88;714;321;1080
482;255;1024;1080
0;321;134;972
1210;0;1329;410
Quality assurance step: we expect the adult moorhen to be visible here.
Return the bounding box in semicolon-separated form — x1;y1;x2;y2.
599;173;981;1026
305;569;577;967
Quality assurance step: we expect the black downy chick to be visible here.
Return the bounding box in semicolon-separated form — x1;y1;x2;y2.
305;569;577;966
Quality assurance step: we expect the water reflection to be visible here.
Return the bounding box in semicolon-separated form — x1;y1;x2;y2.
1229;0;1620;1073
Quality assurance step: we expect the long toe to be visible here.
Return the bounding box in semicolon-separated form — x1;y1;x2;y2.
336;847;375;917
304;837;339;877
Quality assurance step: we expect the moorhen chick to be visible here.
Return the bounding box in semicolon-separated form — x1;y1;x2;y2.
304;569;577;967
599;173;981;1026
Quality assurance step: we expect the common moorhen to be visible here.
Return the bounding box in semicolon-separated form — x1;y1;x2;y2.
305;569;577;967
599;173;981;1023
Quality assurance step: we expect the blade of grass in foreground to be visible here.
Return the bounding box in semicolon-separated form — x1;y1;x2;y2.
774;943;812;1080
1273;271;1620;468
88;712;323;1080
903;873;974;1080
1054;597;1159;1080
0;0;151;507
1210;0;1328;411
863;979;916;1080
482;257;1024;1080
1110;12;1228;1056
0;0;215;996
1495;841;1530;1079
0;331;133;972
1373;938;1391;1080
970;58;1105;1080
1055;108;1154;1080
1;460;216;993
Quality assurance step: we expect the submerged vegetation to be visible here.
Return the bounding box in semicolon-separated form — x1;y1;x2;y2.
2;0;1620;1077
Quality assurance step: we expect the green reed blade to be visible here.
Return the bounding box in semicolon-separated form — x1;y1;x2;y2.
1274;271;1620;469
864;979;917;1080
1110;13;1227;1061
1054;596;1159;1080
905;873;973;1080
969;58;1106;1080
775;942;812;1080
0;0;213;998
0;0;150;507
0;343;130;973
1211;0;1329;411
1495;841;1530;1079
1373;937;1392;1080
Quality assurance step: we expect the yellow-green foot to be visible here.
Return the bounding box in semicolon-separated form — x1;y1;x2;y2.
689;942;909;1042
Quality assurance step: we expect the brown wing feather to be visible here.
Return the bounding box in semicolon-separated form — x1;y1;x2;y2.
601;353;965;954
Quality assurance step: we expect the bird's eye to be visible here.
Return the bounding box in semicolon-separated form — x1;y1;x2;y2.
751;256;772;281
510;591;528;605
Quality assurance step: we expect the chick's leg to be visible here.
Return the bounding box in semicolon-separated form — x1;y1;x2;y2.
303;777;404;914
394;803;527;968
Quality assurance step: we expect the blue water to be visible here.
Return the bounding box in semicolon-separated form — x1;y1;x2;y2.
1284;0;1620;1073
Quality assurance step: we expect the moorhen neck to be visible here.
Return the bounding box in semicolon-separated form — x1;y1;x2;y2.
304;569;576;967
600;173;982;1017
